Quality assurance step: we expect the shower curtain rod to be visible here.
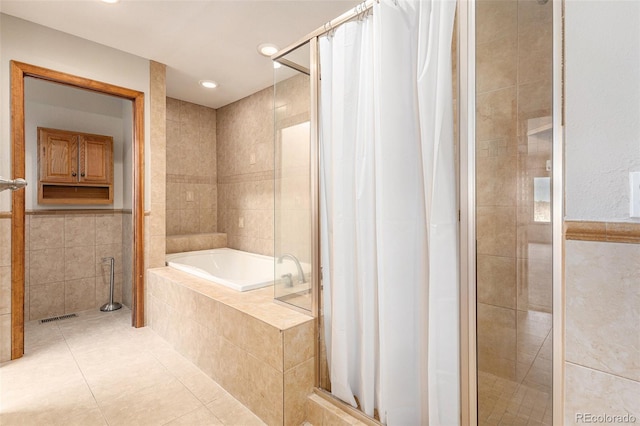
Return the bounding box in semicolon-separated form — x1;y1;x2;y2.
272;0;377;61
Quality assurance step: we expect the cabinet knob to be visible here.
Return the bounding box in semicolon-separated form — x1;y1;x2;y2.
81;173;85;177
72;172;77;177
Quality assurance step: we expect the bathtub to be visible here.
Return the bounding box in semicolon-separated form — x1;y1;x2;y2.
166;248;309;292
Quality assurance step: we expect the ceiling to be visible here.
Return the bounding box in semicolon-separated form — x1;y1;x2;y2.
0;0;359;109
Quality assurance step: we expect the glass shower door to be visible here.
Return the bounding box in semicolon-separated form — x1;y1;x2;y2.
475;0;554;424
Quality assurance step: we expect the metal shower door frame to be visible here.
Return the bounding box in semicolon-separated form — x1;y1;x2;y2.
458;0;566;424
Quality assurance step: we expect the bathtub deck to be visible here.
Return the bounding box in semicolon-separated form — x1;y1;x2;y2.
147;267;315;426
148;266;311;330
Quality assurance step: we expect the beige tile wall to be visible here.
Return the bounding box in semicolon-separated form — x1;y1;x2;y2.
165;233;227;254
148;61;167;270
565;363;640;424
23;213;127;322
147;268;315;426
216;74;310;258
121;212;133;308
166;97;217;237
216;86;274;256
476;0;553;386
0;217;11;362
564;239;640;423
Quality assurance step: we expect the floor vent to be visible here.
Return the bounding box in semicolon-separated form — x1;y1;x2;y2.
40;313;78;324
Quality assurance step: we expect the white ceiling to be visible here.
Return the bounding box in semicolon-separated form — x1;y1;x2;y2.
0;0;358;109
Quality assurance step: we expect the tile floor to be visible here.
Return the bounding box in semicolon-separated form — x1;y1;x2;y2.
0;307;266;426
477;307;553;426
478;371;552;426
477;241;553;426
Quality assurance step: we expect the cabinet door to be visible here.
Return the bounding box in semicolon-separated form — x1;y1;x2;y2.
79;135;113;184
38;128;78;183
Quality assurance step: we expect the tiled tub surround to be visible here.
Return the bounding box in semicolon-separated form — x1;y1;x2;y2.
166;97;217;237
217;75;310;258
564;238;640;424
24;211;130;321
148;267;315;426
217;85;275;257
166;232;227;254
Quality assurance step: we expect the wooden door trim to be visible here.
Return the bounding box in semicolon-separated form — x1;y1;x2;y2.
10;61;146;359
10;62;26;360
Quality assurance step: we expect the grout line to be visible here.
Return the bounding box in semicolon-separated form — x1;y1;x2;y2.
159;406;207;426
144;332;233;425
143;320;228;407
518;327;551;388
564;361;640;384
58;313;112;425
150;346;212;406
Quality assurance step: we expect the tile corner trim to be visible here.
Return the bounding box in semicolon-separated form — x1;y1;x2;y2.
565;220;640;244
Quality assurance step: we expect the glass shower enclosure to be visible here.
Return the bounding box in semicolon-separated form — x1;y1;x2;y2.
273;42;313;312
474;0;554;424
270;1;557;422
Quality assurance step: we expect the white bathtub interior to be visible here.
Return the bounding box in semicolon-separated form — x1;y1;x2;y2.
166;247;310;292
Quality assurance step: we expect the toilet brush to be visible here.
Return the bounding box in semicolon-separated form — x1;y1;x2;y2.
100;257;122;312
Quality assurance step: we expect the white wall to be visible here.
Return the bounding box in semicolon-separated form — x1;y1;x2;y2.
0;14;151;211
122;101;133;211
25;78;130;210
565;0;640;221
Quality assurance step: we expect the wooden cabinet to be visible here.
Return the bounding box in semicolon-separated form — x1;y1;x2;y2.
38;127;114;204
38;129;78;183
78;134;112;184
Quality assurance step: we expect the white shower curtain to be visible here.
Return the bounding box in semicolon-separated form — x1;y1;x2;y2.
319;0;458;425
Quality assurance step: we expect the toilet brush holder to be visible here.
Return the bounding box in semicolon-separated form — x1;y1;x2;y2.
100;257;122;312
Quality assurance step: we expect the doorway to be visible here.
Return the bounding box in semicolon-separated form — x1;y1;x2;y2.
10;61;145;360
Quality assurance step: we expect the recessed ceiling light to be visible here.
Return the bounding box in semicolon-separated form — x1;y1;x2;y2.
273;61;282;69
199;80;218;89
258;43;279;57
101;0;120;4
